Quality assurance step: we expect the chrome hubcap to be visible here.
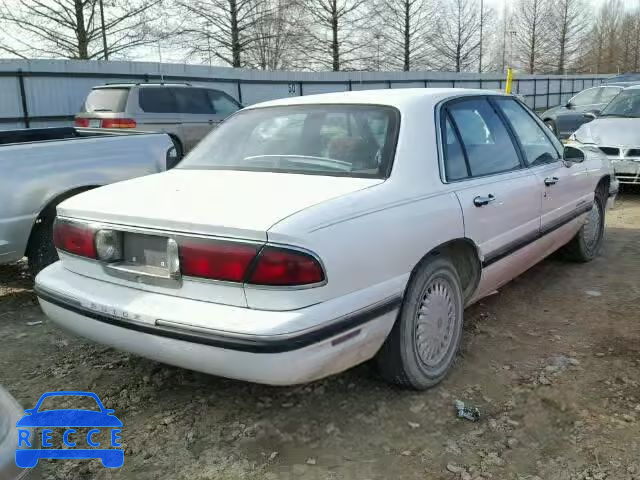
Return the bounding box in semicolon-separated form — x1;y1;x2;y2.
583;202;602;250
415;278;456;368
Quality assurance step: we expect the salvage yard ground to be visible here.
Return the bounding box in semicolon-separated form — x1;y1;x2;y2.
1;193;639;480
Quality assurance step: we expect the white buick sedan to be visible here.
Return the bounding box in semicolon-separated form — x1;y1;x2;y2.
35;89;617;389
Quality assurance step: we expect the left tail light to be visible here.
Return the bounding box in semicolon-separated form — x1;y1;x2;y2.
53;219;96;259
179;241;325;286
74;118;89;127
101;118;136;128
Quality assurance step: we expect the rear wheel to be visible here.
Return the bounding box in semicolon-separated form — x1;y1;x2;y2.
376;257;464;390
26;213;58;276
562;193;606;262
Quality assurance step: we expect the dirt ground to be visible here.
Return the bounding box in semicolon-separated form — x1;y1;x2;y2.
1;193;639;480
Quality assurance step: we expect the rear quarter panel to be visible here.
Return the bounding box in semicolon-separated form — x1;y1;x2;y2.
247;181;464;311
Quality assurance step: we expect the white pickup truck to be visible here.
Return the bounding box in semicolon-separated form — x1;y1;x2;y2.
0;127;176;274
35;89;618;388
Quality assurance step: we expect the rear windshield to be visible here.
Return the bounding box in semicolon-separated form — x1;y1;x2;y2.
178;105;400;178
82;88;130;113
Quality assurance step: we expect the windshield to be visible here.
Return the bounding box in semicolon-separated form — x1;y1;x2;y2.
178;105;400;178
37;395;100;412
600;89;640;118
82;88;129;113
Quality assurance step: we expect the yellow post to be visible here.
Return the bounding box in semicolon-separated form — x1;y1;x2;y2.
505;68;513;94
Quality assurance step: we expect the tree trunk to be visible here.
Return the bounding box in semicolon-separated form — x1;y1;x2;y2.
74;0;89;59
230;0;241;67
331;1;339;71
403;0;410;71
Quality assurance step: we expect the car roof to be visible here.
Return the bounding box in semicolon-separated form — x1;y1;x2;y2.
247;88;510;111
93;82;192;89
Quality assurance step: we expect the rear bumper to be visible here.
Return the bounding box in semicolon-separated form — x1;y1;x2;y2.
35;263;400;385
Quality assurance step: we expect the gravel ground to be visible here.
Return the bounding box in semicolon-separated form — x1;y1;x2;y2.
1;193;639;480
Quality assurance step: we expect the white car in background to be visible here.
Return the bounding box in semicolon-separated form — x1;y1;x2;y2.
35;89;617;389
570;85;640;185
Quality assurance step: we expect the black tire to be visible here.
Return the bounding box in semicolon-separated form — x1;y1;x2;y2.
26;214;58;276
376;257;464;390
562;192;606;263
170;136;184;160
544;119;558;137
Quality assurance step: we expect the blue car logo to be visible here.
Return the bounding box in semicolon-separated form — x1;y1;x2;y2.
15;391;123;468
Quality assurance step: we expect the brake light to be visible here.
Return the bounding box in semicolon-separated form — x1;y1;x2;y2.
74;118;89;127
179;241;259;282
101;118;136;128
248;247;325;286
53;220;96;259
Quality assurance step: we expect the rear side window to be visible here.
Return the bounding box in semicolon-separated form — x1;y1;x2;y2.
82;88;129;113
139;88;177;113
445;98;521;179
207;90;241;115
442;115;468;180
174;88;214;114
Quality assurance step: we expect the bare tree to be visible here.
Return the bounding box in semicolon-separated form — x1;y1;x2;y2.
245;0;304;69
578;0;624;73
0;0;162;60
300;0;368;71
513;0;550;73
176;0;265;67
549;0;588;74
375;0;435;71
431;0;486;72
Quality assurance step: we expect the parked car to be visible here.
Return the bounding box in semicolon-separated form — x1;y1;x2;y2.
569;85;640;185
0;127;176;274
36;89;617;389
75;83;243;156
539;84;624;138
0;386;31;480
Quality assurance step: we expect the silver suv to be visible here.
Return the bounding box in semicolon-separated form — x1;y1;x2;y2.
75;83;243;156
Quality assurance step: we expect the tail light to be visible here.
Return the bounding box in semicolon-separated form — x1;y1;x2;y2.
74;118;89;127
179;240;259;282
101;118;136;128
179;241;325;286
53;220;96;259
247;247;325;286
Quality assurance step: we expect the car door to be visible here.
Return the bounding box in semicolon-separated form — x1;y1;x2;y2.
493;97;592;236
441;97;542;268
174;88;216;151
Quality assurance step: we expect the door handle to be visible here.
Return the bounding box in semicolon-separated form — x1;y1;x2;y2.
473;194;496;207
544;176;559;186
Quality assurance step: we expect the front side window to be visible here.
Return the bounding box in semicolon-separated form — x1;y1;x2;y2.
445;98;521;178
179;105;399;178
570;88;600;107
600;89;640;118
207;90;241;115
494;98;560;167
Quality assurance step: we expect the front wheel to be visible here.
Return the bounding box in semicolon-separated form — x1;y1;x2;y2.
562;194;606;262
376;257;464;390
26;214;58;276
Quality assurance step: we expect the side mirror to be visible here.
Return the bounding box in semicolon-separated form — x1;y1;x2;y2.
563;146;585;166
565;101;573;109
